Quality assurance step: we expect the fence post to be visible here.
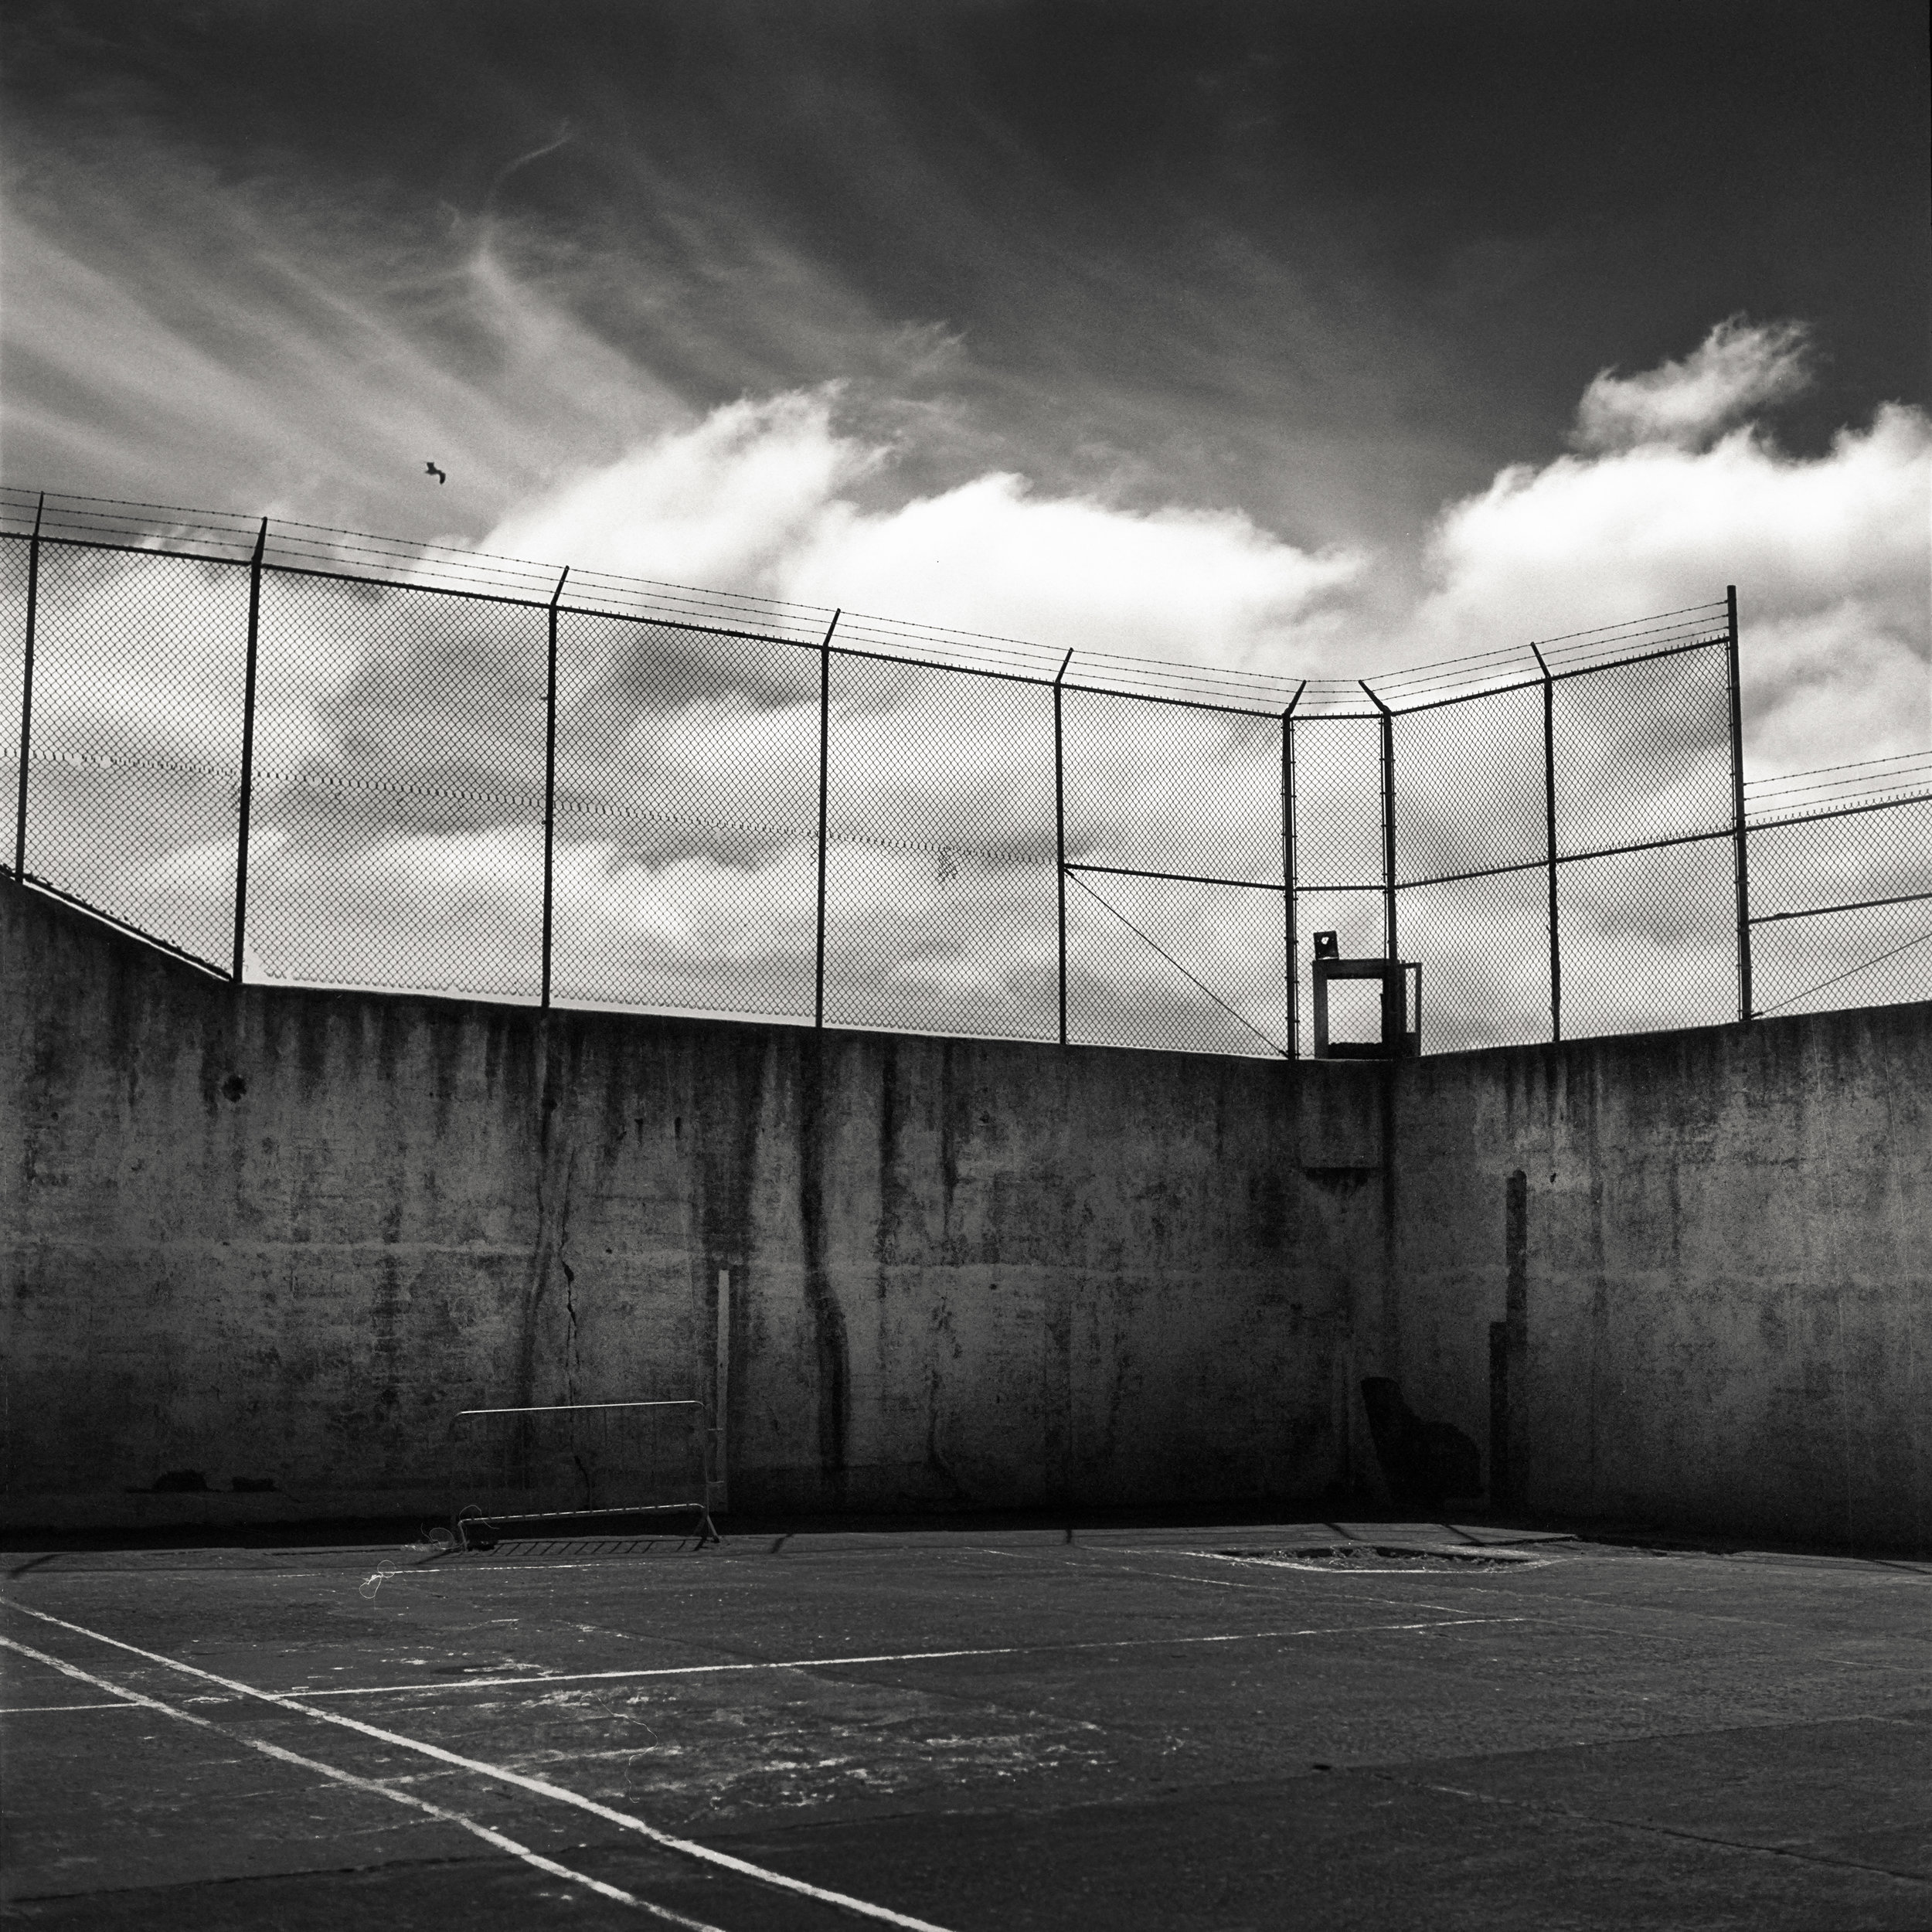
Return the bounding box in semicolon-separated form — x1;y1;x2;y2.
1361;681;1396;961
1530;643;1560;1043
1053;649;1073;1046
1726;584;1752;1021
12;491;43;882
814;611;839;1029
230;518;267;985
539;567;567;1010
1281;682;1306;1057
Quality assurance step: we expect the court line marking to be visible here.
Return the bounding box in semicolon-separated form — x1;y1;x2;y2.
1;1598;957;1932
0;1700;146;1713
0;1634;724;1931
283;1617;1525;1697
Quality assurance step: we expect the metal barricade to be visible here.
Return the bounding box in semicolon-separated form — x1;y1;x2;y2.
446;1399;719;1550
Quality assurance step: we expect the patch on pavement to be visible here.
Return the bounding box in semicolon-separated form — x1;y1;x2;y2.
1211;1544;1543;1571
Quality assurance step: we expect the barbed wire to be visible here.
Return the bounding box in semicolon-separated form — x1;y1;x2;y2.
0;482;1745;717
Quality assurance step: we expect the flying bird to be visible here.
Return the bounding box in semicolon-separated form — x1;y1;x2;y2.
424;461;447;485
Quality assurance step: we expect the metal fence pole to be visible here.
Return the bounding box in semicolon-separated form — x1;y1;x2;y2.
1362;681;1396;961
1053;649;1073;1046
539;567;568;1010
230;518;267;985
814;611;838;1029
12;492;43;881
1726;585;1752;1022
1530;643;1560;1042
1281;682;1306;1057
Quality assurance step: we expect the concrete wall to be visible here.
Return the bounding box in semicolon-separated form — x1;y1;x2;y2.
4;878;1927;1545
1389;1012;1930;1549
1;880;1376;1527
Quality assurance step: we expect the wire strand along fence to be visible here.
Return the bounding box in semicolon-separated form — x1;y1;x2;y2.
2;486;1926;1057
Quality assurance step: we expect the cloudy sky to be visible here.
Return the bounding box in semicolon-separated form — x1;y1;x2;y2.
7;1;1927;722
3;1;1926;1040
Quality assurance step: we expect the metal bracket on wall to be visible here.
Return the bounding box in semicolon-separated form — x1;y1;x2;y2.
1311;943;1420;1060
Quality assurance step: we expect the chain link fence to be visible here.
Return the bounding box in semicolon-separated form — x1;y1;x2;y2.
246;573;549;999
16;541;247;968
3;488;1926;1057
554;611;821;1022
1742;761;1932;1022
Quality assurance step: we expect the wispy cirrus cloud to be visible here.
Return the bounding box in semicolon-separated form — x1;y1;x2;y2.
0;162;690;535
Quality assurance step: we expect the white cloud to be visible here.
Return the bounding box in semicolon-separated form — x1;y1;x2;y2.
780;471;1361;666
1410;400;1930;770
485;392;884;593
484;388;1364;670
1572;317;1812;454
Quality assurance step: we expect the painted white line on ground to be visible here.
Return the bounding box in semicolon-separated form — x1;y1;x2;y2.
284;1617;1525;1698
0;1700;147;1713
0;1634;723;1931
1;1598;958;1932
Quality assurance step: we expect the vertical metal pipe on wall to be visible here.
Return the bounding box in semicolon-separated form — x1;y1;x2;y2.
1726;584;1753;1022
814;611;838;1029
539;567;567;1010
1281;682;1305;1057
1361;681;1397;962
1531;643;1561;1043
230;519;268;985
1054;648;1073;1047
11;492;43;882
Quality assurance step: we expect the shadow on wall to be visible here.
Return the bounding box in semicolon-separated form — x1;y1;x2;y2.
1360;1376;1481;1510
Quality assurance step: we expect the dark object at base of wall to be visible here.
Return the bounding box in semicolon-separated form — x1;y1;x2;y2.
1360;1377;1481;1509
148;1470;209;1493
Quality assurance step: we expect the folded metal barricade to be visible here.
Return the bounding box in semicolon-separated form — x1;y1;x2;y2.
447;1398;719;1551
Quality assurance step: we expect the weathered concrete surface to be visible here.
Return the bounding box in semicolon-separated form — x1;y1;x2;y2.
4;1529;1929;1928
1390;1005;1930;1549
2;880;1364;1524
4;877;1927;1543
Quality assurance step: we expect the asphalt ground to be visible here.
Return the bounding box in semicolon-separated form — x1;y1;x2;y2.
2;1520;1928;1930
